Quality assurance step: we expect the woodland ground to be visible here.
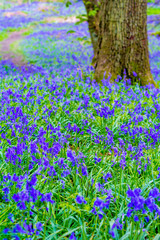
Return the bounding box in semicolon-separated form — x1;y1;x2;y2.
0;1;160;240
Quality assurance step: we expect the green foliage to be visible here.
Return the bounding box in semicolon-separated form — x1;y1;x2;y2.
0;66;160;239
0;1;160;239
88;9;97;17
149;31;160;38
75;14;88;25
10;39;24;55
21;28;34;36
147;0;158;2
147;6;160;15
66;30;76;34
65;0;72;8
88;5;100;17
0;31;9;41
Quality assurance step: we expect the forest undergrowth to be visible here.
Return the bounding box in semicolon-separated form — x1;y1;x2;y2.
0;1;160;239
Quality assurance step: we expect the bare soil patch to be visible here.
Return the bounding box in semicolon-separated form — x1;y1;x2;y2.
38;0;61;2
38;4;51;12
0;29;28;67
3;11;28;17
43;16;79;23
0;9;83;69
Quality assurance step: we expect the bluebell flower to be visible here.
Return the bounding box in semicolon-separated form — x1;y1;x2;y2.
1;133;6;139
126;209;133;218
91;206;97;215
40;193;55;204
81;164;88;176
23;221;34;235
94;198;104;208
17;202;27;210
12;193;20;202
145;196;156;212
91;178;94;186
60;180;65;189
8;213;14;223
61;169;70;177
3;228;10;234
2;187;10;194
36;222;43;231
142;208;147;214
111;218;123;230
149;187;160;198
145;216;150;222
133;71;137;77
103;172;112;182
98;214;103;219
12;236;20;240
69;232;76;240
75;195;87;204
109;230;115;238
94;154;101;164
134;215;139;222
12;224;26;234
157;167;160;179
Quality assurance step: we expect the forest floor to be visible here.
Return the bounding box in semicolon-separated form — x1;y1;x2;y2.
0;2;160;239
0;11;159;69
0;14;78;68
0;29;28;66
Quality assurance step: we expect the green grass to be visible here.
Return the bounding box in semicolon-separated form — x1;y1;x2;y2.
150;31;160;36
0;31;9;42
0;72;160;239
147;6;160;15
10;39;24;54
0;1;160;239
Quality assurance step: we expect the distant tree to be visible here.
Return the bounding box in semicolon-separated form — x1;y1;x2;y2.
83;0;158;87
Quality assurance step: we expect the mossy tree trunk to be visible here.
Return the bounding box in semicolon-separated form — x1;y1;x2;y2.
83;0;100;63
83;0;157;87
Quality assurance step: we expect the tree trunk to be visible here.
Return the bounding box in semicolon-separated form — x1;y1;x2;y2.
89;0;158;87
83;0;100;64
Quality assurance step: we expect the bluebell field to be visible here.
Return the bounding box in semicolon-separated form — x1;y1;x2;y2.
0;1;160;239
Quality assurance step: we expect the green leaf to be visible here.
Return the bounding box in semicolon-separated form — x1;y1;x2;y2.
57;226;81;240
45;229;63;240
75;14;88;25
59;202;81;215
66;1;72;7
88;9;97;17
119;232;131;240
66;30;76;34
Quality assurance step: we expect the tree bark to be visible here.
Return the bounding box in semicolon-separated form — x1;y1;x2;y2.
85;0;157;87
83;0;100;64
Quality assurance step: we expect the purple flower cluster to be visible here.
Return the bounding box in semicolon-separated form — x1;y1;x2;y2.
3;220;43;238
109;218;123;238
75;195;87;204
91;189;113;219
126;187;160;220
1;172;55;211
0;0;160;239
0;0;86;30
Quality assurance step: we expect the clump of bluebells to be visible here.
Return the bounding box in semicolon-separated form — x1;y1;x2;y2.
0;1;160;240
